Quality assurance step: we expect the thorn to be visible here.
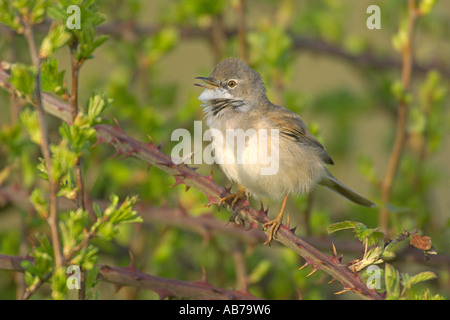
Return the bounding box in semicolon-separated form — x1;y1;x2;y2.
113;117;122;132
168;175;185;188
155;288;174;300
157;142;162;150
290;225;297;235
351;262;359;276
206;167;214;182
259;199;265;212
147;163;152;171
306;266;318;278
185;185;191;192
113;283;123;295
334;288;351;295
109;148;123;159
147;134;155;146
91;135;104;148
298;262;310;271
201;266;208;283
201;194;219;207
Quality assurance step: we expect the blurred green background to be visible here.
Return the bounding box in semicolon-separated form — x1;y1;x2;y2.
0;0;449;299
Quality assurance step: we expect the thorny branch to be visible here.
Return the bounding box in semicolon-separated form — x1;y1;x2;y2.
0;70;383;299
1;184;446;267
0;254;260;300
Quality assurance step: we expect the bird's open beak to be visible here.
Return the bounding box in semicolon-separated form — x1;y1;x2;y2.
194;77;220;89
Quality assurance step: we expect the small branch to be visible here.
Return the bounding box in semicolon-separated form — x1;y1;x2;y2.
0;254;260;300
69;40;87;300
209;14;226;64
2;185;445;266
3;21;448;76
234;0;248;63
379;0;418;232
21;20;64;269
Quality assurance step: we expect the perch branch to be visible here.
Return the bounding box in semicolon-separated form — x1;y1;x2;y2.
2;185;445;266
0;69;383;300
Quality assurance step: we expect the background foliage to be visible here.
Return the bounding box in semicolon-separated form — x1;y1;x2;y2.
0;0;449;300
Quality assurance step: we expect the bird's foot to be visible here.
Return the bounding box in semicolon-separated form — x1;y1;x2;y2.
262;215;283;245
262;195;288;245
219;187;248;209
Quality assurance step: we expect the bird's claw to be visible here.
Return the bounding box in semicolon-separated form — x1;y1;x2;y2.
218;188;248;209
262;217;282;245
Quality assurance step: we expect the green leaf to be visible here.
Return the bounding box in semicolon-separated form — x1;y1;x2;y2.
20;108;41;145
327;220;384;247
385;263;401;299
49;140;78;181
409;271;437;287
29;188;48;219
71;244;98;270
327;220;363;234
40;22;71;59
41;58;66;95
86;93;112;125
95;194;142;240
51;266;67;300
0;0;21;30
93;202;102;219
9;64;36;96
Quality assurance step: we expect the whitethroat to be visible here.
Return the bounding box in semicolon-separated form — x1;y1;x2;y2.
195;58;375;245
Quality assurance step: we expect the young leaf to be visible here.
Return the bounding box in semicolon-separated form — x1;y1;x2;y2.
40;22;71;59
9;64;36;96
327;220;363;234
385;263;401;299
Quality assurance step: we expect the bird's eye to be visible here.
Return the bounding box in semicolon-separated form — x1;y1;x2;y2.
227;80;237;88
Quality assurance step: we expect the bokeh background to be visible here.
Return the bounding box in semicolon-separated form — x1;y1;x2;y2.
0;0;449;299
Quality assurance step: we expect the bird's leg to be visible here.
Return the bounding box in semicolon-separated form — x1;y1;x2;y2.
219;187;248;209
263;194;288;245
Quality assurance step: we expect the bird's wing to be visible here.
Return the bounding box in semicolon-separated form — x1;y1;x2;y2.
268;106;334;165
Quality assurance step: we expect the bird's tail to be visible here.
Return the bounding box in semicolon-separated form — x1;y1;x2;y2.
319;170;376;208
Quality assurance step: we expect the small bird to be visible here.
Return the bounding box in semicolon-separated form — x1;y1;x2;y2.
195;58;375;244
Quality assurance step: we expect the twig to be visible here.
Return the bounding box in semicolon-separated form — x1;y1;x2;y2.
20;19;64;269
379;0;418;232
235;0;248;63
4;22;448;77
0;254;260;300
210;14;225;64
69;38;88;300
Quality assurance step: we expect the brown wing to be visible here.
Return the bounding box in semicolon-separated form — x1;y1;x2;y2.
268;106;334;165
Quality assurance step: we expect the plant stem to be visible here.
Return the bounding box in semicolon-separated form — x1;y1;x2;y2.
69;42;87;300
235;0;247;63
379;0;418;233
22;21;64;269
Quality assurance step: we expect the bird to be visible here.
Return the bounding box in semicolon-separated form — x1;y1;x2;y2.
195;57;375;245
